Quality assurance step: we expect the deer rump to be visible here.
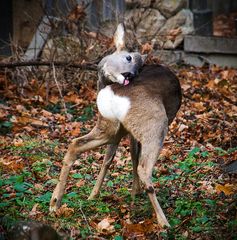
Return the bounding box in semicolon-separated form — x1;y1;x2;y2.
98;64;181;126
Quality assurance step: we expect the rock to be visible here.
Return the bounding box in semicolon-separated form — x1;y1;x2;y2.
153;0;187;18
125;0;152;8
125;8;166;45
42;36;81;61
154;9;194;49
98;20;118;37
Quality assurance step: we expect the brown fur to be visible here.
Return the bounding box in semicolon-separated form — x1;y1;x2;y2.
49;24;182;228
50;64;181;227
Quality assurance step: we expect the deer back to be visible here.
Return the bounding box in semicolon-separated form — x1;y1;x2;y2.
110;64;182;124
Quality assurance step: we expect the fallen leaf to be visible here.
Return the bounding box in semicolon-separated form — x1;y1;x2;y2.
41;109;53;117
141;43;153;54
178;124;188;132
71;122;81;136
123;219;156;238
16;104;27;113
55;204;74;217
215;184;236;196
167;27;182;41
76;179;85;188
0;109;8;119
193;102;206;112
0;156;24;172
29;203;40;216
13;138;24;147
97;218;115;234
182;84;191;91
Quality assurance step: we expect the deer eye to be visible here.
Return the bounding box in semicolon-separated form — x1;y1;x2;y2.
126;55;132;63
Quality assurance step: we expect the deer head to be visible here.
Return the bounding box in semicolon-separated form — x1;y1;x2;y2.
98;24;147;89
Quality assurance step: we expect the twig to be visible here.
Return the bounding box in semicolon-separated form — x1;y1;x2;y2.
52;63;69;119
0;60;98;71
79;201;92;233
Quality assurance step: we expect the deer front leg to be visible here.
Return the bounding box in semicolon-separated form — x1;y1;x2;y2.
88;143;119;200
49;146;75;212
49;127;110;212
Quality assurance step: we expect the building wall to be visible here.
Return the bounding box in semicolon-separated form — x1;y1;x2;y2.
13;0;43;48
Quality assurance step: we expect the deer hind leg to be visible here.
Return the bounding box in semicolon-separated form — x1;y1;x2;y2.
130;135;142;198
49;126;111;212
88;143;119;200
137;121;170;228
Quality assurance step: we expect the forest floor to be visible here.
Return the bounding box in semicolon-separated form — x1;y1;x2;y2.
0;63;237;239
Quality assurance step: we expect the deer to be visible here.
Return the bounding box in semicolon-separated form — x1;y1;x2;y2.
49;24;182;228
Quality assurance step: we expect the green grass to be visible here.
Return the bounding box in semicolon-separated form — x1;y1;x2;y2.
1;140;236;239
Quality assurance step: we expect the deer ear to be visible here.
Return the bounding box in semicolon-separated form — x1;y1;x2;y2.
141;54;147;64
113;23;125;52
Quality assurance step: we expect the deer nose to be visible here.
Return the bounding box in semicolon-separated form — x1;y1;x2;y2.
121;72;135;79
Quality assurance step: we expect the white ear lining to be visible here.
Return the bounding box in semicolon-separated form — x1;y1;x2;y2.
114;23;125;52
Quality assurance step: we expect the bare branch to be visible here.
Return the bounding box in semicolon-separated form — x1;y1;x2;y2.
0;61;98;71
52;63;69;120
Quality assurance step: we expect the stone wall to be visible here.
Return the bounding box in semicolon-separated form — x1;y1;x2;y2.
124;0;194;49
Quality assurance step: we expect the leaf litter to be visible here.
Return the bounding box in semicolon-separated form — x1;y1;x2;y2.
0;63;236;239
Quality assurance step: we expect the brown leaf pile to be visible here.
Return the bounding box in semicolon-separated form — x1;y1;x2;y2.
0;62;236;239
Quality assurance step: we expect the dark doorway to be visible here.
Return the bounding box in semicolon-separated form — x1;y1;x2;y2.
0;0;12;56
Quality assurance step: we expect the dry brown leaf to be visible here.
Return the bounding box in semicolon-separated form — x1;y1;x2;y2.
197;181;215;194
123;219;156;238
49;95;60;104
41;109;53;117
23;125;34;132
141;43;153;54
167;27;182;41
205;80;215;90
64;91;82;104
0;156;24;172
193;102;206;112
11;116;48;128
178;124;188;132
0;109;8;119
34;183;44;190
29;203;40;216
55;114;66;122
76;179;85;188
220;69;236;80
55;204;74;217
215;183;236;196
71;122;81;136
16;105;27;113
13;138;24;147
181;84;191;91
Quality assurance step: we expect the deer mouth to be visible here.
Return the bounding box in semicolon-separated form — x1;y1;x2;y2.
121;72;135;86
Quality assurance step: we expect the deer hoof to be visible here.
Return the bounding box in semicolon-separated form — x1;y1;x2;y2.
88;190;98;200
49;195;61;212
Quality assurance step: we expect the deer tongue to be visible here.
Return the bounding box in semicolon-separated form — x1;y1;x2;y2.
123;79;130;86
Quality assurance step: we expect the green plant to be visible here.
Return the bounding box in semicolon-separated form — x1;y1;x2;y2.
77;105;95;122
0;117;12;134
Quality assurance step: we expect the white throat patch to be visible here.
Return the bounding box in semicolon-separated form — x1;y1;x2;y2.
97;86;131;121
